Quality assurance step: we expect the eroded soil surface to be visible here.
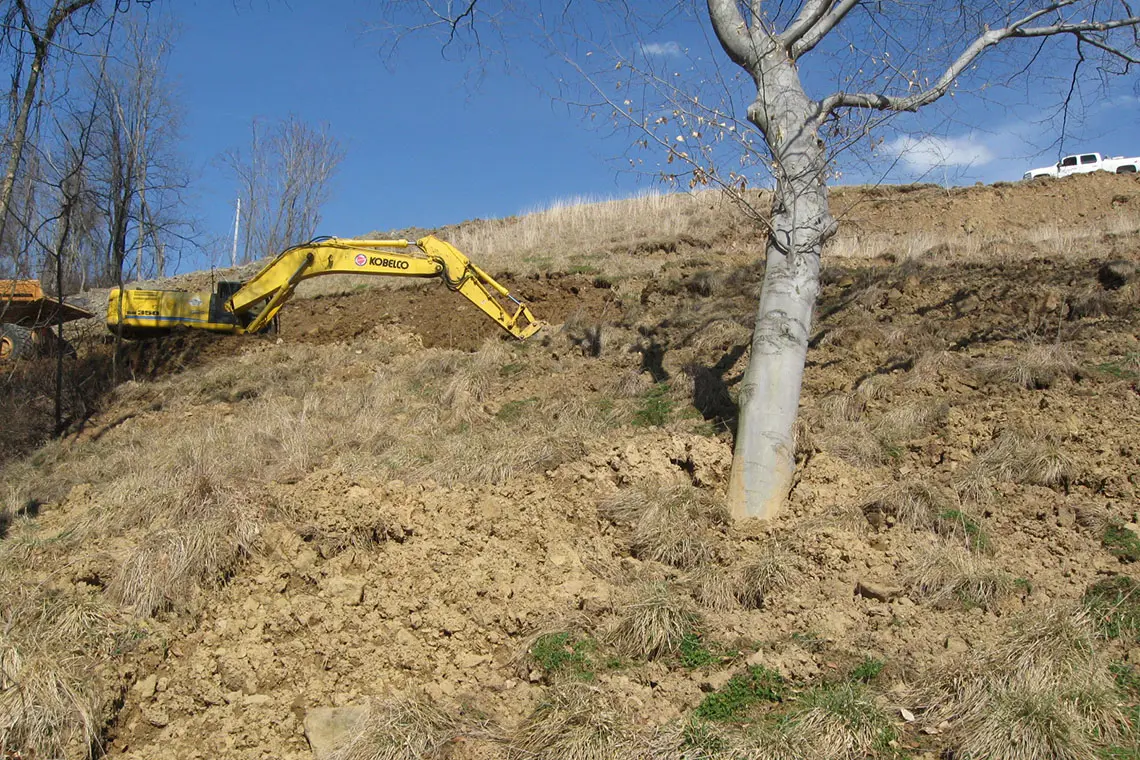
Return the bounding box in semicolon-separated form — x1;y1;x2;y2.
4;172;1140;760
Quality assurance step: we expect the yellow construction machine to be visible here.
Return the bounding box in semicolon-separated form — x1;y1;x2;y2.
106;235;544;340
1;279;94;361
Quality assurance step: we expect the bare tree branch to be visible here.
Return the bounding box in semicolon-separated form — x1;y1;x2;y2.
818;4;1140;118
787;0;860;58
706;0;761;68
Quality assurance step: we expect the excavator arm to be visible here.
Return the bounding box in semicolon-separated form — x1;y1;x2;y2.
106;235;544;340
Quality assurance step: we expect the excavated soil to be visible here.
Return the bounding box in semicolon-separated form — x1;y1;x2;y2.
4;172;1140;760
279;273;622;351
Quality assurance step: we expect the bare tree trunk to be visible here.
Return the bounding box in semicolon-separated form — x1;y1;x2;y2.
0;37;45;248
726;49;835;520
0;0;100;252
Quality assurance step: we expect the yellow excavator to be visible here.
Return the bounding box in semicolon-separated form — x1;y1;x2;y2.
106;235;544;340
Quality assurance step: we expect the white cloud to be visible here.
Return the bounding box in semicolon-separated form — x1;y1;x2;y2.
885;134;995;172
640;41;682;57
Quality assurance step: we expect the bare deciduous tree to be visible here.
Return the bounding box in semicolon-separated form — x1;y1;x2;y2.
224;116;345;264
379;0;1140;520
0;0;106;261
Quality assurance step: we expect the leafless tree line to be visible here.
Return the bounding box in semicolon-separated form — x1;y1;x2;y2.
0;0;345;445
0;0;193;295
0;1;347;294
224;116;345;265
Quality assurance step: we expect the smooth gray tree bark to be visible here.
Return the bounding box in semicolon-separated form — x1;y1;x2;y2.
706;0;1140;519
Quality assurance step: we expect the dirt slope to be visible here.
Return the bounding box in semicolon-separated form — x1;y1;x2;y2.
3;172;1140;760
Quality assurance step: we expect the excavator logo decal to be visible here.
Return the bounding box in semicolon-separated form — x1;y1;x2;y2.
354;254;367;267
368;257;410;270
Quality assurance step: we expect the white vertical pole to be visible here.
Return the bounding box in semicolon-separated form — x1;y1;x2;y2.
231;197;241;267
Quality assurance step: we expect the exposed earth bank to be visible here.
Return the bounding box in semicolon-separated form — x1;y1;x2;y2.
3;173;1140;760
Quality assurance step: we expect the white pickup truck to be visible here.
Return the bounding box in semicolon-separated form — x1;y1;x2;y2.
1023;152;1139;180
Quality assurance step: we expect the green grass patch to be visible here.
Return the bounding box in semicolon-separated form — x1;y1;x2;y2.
678;633;738;669
695;665;784;721
849;657;885;683
1104;523;1140;563
1111;662;1140;696
632;383;674;427
1092;354;1140;381
679;632;717;668
568;264;601;275
1084;576;1140;639
679;719;729;755
529;632;597;681
496;397;539;422
499;362;526;377
937;509;992;553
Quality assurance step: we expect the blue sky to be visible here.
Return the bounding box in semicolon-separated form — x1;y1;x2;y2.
167;1;1139;267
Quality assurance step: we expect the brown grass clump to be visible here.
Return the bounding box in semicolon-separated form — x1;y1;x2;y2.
327;696;465;760
807;391;947;467
645;720;734;760
778;683;896;760
901;350;963;389
913;609;1127;760
611;583;702;660
688;564;739;611
0;583;119;759
908;545;1014;609
0;646;103;759
107;453;262;616
974;342;1079;389
688;318;753;355
871;398;949;444
439;339;510;415
858;481;950;530
601;483;725;569
735;543;793;609
955;428;1077;504
508;683;635;760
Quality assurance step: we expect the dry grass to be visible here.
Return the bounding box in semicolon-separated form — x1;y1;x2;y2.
872;398;949;444
508;682;635;760
688;564;739;611
687;318;753;356
858;481;949;530
901;350;963;388
735;543;793;609
913;609;1128;760
974;342;1079;389
778;683;896;760
824;206;1140;264
447;188;756;278
955;428;1077;504
0;646;104;759
326;696;465;760
0;582;120;759
908;545;1014;609
601;483;726;569
651;683;894;760
645;719;734;760
611;583;702;660
807;391;946;467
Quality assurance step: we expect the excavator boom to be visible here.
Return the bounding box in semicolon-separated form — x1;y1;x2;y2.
106;235;544;340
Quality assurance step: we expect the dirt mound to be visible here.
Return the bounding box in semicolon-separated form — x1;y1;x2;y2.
279;273;622;351
833;171;1140;236
3;173;1140;760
